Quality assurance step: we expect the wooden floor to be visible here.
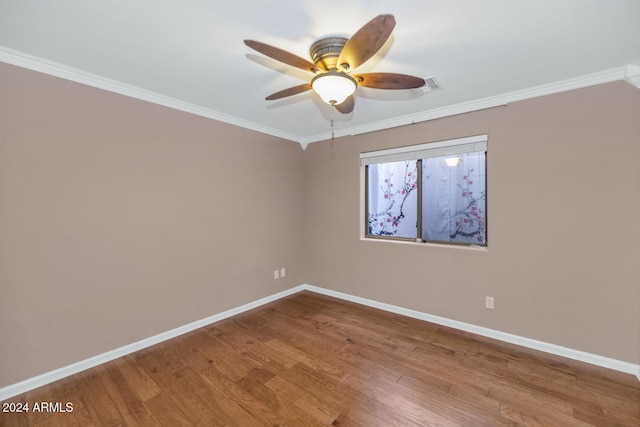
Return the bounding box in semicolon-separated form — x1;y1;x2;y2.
2;291;639;426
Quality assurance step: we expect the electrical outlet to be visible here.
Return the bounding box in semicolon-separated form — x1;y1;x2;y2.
280;267;286;278
274;270;279;280
485;296;494;309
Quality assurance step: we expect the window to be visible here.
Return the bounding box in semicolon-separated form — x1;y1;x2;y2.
362;135;487;246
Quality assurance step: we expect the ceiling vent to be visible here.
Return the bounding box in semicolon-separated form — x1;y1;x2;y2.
410;76;440;95
425;77;440;90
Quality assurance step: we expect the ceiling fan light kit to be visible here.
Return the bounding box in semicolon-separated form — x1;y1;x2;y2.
244;14;426;115
311;71;357;105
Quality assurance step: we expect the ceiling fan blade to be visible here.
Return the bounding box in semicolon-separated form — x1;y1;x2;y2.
354;73;425;89
265;83;312;100
244;40;319;73
337;14;396;71
334;95;355;114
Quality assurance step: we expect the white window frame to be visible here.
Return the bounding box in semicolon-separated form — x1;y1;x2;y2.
360;134;488;247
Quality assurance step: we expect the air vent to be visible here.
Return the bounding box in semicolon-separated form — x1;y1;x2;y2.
409;76;440;95
425;76;440;90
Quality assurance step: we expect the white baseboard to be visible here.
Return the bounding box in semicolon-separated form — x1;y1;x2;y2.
1;283;637;401
0;285;306;401
299;284;640;381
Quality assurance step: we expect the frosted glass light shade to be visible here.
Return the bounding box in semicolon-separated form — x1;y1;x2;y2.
311;72;357;105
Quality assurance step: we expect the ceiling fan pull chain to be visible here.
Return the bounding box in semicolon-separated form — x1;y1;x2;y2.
331;109;335;141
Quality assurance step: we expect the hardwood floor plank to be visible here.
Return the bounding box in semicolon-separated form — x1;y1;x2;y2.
264;338;347;381
135;352;238;426
332;403;423;427
48;378;96;427
287;335;398;383
199;364;321;426
94;364;159;427
263;376;304;403
2;291;638;426
347;372;498;426
487;378;575;417
269;360;430;426
344;331;492;399
110;356;161;402
21;385;56;426
72;370;128;426
142;393;193;427
176;366;262;426
499;403;593;427
389;373;502;423
205;352;262;382
265;375;339;425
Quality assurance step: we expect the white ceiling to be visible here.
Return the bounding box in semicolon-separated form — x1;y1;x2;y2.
1;0;639;146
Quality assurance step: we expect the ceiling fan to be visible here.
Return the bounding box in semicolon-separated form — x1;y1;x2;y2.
244;14;426;114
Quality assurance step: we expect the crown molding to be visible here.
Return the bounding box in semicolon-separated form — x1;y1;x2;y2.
300;66;629;144
0;46;304;144
0;46;631;148
625;64;640;88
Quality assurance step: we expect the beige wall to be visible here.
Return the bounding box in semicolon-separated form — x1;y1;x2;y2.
303;80;640;365
0;63;306;387
1;61;639;389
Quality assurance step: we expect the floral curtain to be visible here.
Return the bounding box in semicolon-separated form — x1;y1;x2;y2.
422;152;486;244
367;152;486;245
367;160;418;238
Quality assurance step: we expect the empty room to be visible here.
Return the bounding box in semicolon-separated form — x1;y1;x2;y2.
1;1;639;426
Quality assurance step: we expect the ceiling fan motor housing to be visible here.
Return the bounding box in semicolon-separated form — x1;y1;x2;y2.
310;37;348;71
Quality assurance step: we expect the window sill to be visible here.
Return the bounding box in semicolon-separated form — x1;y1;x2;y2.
360;237;488;252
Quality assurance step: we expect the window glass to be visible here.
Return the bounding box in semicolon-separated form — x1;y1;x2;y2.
421;152;486;245
367;160;418;238
362;135;487;247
